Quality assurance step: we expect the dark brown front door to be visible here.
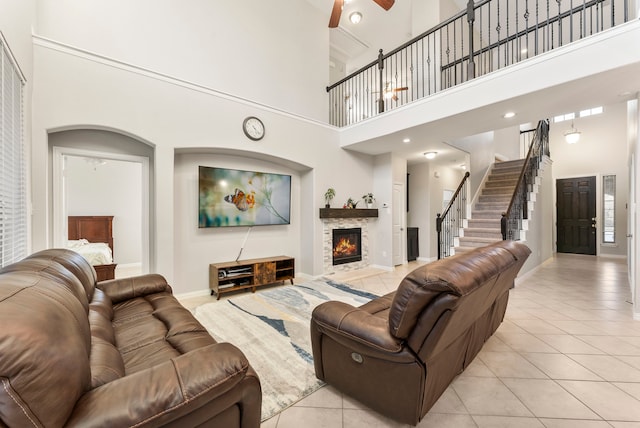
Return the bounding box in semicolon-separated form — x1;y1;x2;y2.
556;176;597;255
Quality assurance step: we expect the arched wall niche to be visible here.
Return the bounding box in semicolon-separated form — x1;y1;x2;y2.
48;126;154;274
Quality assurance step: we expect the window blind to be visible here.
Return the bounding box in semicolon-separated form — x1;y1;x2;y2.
0;33;26;267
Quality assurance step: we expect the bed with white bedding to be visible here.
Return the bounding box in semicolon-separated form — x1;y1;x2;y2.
66;239;114;265
67;216;117;281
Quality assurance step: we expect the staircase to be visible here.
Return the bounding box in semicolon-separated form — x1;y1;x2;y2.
455;159;525;254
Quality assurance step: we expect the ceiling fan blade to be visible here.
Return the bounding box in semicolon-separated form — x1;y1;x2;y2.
393;87;409;92
372;0;395;11
329;0;344;28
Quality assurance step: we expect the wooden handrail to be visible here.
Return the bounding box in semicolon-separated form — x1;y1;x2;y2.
441;171;470;220
501;120;549;240
436;171;470;259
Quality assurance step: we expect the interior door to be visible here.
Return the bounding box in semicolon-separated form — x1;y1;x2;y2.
392;182;405;265
556;176;597;255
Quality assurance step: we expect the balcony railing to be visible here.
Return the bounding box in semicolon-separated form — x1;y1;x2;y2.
327;0;630;127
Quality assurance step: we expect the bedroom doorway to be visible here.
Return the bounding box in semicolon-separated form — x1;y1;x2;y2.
53;147;150;277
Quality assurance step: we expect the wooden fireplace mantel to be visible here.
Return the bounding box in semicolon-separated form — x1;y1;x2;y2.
319;208;379;219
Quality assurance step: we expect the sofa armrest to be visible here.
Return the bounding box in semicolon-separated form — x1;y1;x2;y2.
65;343;261;427
312;301;403;354
97;274;172;303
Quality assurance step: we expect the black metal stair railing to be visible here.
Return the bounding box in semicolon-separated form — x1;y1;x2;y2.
501;119;550;240
327;0;630;127
436;171;470;259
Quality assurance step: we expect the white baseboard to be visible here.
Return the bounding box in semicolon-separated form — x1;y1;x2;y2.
368;264;394;272
116;262;142;269
174;289;211;301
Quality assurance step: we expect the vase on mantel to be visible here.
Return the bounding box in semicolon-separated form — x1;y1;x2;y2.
366;202;373;209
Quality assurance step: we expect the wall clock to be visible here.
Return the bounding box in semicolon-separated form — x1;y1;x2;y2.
242;116;265;141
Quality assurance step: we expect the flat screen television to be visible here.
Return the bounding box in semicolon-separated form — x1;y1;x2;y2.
199;166;291;228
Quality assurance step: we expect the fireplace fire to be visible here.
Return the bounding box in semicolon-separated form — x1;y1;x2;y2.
332;228;362;265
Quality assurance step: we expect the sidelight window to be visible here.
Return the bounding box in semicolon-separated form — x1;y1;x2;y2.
603;175;616;243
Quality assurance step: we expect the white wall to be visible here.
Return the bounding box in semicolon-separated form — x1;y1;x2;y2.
519;158;555;274
550;102;629;257
35;0;330;122
30;40;377;292
494;126;522;160
450;131;498;198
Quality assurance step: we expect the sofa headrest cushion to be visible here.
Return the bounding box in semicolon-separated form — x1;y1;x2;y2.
0;256;91;312
389;241;524;339
25;248;97;302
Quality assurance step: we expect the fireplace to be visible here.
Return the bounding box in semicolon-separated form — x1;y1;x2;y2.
332;228;362;265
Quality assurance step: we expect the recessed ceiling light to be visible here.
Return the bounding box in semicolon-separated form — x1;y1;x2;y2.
402;138;411;143
349;12;362;24
503;112;516;118
424;152;437;159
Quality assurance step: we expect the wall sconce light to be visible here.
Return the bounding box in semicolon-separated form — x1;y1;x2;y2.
424;152;437;159
349;12;362;24
564;122;581;144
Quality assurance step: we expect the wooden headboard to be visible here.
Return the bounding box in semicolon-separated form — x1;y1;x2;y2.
68;215;114;256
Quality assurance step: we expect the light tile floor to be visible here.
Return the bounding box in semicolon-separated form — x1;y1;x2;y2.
186;253;640;427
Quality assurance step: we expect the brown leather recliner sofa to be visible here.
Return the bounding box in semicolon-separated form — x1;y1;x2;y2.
0;248;261;427
310;240;531;425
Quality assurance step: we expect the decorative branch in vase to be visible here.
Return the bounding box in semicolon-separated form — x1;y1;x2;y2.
344;198;359;209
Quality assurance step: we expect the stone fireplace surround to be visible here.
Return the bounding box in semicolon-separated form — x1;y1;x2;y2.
322;218;371;274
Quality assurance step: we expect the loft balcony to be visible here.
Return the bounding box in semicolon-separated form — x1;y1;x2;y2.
327;0;634;128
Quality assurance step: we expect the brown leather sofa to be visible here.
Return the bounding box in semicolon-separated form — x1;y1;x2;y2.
0;248;261;427
310;240;531;425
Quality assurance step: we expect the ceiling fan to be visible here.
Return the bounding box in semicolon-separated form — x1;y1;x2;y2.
329;0;395;28
374;83;408;101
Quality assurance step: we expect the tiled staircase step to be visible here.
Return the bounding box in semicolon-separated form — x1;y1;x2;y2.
491;166;524;176
494;159;526;168
471;209;503;220
475;202;509;211
482;186;515;196
478;195;511;203
453;246;475;255
490;168;521;175
492;166;522;174
464;228;503;239
458;237;501;247
467;218;502;229
485;179;518;188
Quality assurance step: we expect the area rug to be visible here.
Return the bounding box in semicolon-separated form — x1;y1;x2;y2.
193;279;378;421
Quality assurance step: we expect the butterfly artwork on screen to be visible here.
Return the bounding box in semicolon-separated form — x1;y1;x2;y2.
198;166;291;228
